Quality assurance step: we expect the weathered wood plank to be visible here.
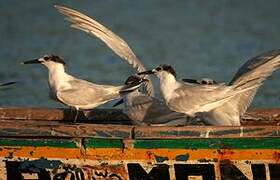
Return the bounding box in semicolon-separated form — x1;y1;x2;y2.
0;120;133;138
0;119;278;138
0;107;278;139
242;108;280;125
0;107;132;124
0;107;280;125
134;126;280;139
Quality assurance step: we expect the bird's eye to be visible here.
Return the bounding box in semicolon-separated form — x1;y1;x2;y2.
156;67;162;71
44;57;50;60
201;80;207;84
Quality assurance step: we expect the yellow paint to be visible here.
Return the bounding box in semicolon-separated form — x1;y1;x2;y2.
0;146;280;162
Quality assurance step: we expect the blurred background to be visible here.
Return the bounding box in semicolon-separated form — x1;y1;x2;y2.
0;0;280;108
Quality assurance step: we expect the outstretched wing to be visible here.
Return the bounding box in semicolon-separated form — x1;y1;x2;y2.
229;49;280;115
55;5;154;96
203;50;280;125
230;49;280;86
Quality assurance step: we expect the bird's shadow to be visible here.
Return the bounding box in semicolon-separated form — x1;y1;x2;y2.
61;108;133;125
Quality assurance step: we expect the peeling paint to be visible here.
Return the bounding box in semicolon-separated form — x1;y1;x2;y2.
155;155;169;163
175;154;189;161
5;151;13;159
273;151;280;162
197;158;212;163
19;157;62;171
114;131;130;138
95;130;111;138
29;151;34;156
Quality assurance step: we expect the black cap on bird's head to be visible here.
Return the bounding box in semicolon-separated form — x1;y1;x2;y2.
22;55;66;66
124;75;149;85
113;75;148;107
138;64;176;78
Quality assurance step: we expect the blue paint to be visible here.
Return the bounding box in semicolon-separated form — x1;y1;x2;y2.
175;154;189;161
19;158;62;172
155;155;169;163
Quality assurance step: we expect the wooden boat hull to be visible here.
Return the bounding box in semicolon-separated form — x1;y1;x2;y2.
0;107;279;179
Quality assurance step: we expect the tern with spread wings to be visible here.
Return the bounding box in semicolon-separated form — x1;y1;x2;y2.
139;50;280;125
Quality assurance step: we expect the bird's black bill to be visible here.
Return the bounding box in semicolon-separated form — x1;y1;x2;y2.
22;59;41;64
137;70;155;75
120;76;148;94
0;81;16;87
113;99;124;107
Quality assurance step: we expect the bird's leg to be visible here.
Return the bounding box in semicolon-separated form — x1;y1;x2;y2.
69;107;73;118
73;108;79;123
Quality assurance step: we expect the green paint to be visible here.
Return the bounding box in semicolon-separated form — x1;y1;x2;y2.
85;138;123;148
134;138;280;149
0;137;279;149
0;138;124;148
0;139;77;148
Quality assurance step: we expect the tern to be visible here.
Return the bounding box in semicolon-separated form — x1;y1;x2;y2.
139;50;280;125
22;55;147;122
115;77;218;125
55;5;192;125
119;76;192;125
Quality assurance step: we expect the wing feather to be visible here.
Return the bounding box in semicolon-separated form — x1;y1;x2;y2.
57;79;121;109
55;5;154;96
202;50;280;125
168;83;233;114
229;49;280;115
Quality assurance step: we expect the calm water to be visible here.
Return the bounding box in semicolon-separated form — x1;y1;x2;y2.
0;0;280;108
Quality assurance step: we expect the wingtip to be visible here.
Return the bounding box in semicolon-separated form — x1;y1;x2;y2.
54;4;61;10
0;81;17;87
54;4;68;12
113;99;124;107
54;4;63;9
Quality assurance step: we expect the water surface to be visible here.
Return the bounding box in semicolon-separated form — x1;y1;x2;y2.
1;0;280;108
